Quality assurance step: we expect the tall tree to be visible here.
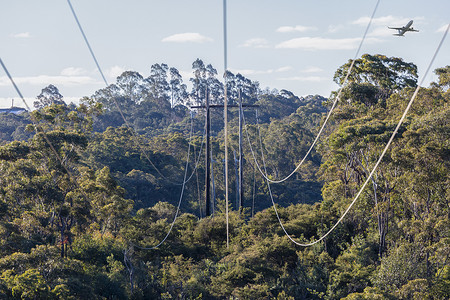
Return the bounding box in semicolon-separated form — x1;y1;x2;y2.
205;64;223;104
190;58;208;106
169;67;188;107
333;54;418;106
116;71;148;104
34;84;65;109
333;54;418;90
147;63;170;101
225;71;260;105
432;65;450;94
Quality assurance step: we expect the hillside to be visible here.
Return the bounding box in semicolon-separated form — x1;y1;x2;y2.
0;56;448;299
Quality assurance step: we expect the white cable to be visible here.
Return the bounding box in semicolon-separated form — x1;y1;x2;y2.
67;0;193;186
0;58;75;179
223;0;230;249
263;23;449;247
247;0;381;184
183;120;207;184
132;113;195;250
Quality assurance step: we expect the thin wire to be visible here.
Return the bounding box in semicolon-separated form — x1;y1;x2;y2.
223;0;228;72
0;58;74;179
211;148;217;216
223;0;229;248
67;0;189;186
262;23;449;247
184;122;207;184
251;163;256;218
2;54;194;251
132;113;195;250
0;57;95;249
247;0;381;184
68;0;207;249
67;0;108;86
195;141;202;219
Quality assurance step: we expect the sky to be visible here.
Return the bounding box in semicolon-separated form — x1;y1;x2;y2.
1;0;449;109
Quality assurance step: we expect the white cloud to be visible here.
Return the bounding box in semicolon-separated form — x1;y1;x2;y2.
353;15;425;28
275;66;293;72
369;27;394;37
276;37;381;50
230;66;291;76
328;24;345;33
352;15;408;27
302;66;323;73
64;96;83;105
105;65;127;79
162;32;213;43
231;68;273;76
11;32;30;38
0;97;31;109
178;70;192;79
0;96;83;109
0;75;98;87
276;25;317;33
278;76;324;82
352;16;425;37
437;24;449;33
240;38;269;48
60;67;87;76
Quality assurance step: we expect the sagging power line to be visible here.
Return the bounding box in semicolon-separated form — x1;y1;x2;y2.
247;21;449;248
13;0;445;253
247;0;382;185
67;0;192;187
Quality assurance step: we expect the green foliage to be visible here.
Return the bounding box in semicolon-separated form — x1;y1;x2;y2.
326;235;378;299
0;141;30;161
333;54;418;90
1;268;51;299
0;57;448;299
375;242;427;291
0;112;32;143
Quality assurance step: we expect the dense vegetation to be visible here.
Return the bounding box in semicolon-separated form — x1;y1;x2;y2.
0;56;448;299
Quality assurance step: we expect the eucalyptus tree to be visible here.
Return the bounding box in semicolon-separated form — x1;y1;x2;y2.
147;63;170;102
189;59;224;105
333;54;418;106
225;71;259;105
190;58;207;106
116;71;148;104
169;67;188;107
34;84;66;109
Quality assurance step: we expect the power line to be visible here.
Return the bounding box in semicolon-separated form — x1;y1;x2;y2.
0;58;74;179
184;123;207;185
259;23;449;247
132;114;195;250
246;0;381;185
2;53;196;253
67;0;192;186
68;0;208;249
1;57;94;256
223;0;230;249
66;0;108;86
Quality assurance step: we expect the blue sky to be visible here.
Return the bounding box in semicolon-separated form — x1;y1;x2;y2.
1;0;449;109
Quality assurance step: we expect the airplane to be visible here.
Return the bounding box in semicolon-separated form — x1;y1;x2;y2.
388;20;419;36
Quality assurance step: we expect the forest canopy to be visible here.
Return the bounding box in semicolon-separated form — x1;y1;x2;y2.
0;57;448;299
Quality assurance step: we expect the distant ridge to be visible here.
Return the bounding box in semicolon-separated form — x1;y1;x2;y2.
0;106;27;115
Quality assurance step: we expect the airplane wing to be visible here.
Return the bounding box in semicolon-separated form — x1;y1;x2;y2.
388;26;403;30
406;28;419;32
